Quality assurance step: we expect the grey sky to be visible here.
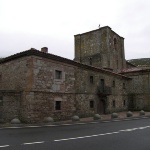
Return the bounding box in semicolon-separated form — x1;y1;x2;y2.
0;0;150;60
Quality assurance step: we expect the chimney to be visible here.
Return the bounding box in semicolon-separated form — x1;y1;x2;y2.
41;47;48;53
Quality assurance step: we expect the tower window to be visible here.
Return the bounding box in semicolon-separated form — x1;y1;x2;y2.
55;70;62;79
123;83;125;89
89;58;92;65
114;38;117;49
112;80;115;87
90;76;94;84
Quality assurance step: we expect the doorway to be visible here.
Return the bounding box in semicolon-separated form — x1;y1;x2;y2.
97;99;105;114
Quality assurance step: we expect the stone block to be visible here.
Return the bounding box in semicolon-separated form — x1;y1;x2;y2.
139;110;145;116
111;113;118;119
93;114;101;120
72;115;80;121
11;118;21;124
126;111;133;117
44;117;54;123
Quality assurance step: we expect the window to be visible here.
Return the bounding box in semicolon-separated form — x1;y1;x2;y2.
55;70;62;79
0;96;3;106
123;100;126;106
55;101;61;110
114;38;117;45
114;38;117;49
117;60;118;69
112;80;115;87
90;100;94;108
112;100;116;108
90;76;94;84
89;58;92;65
0;74;2;82
123;83;125;89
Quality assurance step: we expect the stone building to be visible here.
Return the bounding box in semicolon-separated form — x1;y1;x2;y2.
0;26;150;123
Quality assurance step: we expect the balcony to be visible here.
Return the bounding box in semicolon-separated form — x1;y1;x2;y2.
97;86;112;96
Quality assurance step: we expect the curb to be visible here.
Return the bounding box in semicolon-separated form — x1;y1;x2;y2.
0;115;150;129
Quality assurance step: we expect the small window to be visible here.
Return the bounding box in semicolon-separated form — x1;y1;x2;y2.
90;100;94;108
0;96;3;106
89;58;92;65
112;100;116;108
123;100;126;106
123;83;125;89
117;60;118;69
90;76;94;84
55;101;61;110
112;80;115;87
55;70;62;79
114;38;117;45
0;74;2;82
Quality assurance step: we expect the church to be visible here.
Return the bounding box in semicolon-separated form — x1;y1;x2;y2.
0;26;150;123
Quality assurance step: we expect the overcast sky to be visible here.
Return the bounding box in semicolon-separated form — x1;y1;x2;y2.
0;0;150;60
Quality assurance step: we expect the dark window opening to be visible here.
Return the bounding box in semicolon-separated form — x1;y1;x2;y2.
0;96;3;106
114;38;117;50
117;60;118;69
90;100;94;108
100;79;105;92
89;58;92;65
123;100;126;106
0;74;2;82
90;76;94;84
112;80;115;87
55;101;61;110
123;83;125;89
55;70;62;79
112;100;116;108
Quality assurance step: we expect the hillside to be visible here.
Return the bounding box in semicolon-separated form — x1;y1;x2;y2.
128;58;150;66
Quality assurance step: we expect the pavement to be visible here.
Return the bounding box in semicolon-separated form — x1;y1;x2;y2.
0;111;150;128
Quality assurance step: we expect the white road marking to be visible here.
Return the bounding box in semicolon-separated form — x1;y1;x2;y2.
0;145;10;148
54;125;150;142
89;122;98;124
44;124;59;127
102;121;110;123
25;126;40;128
62;124;72;126
113;120;121;122
4;127;22;129
54;132;120;142
23;141;44;145
75;123;86;125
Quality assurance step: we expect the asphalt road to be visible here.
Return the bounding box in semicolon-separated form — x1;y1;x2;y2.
0;118;150;150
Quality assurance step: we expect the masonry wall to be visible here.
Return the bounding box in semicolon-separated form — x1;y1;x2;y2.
0;91;21;122
75;67;130;116
74;27;126;72
19;56;76;122
0;56;32;122
123;71;150;110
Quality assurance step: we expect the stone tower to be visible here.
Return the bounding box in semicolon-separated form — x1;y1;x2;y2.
74;26;126;72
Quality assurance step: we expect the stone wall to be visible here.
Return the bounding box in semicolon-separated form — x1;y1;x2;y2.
74;26;126;72
123;71;150;110
0;91;21;122
75;66;130;115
